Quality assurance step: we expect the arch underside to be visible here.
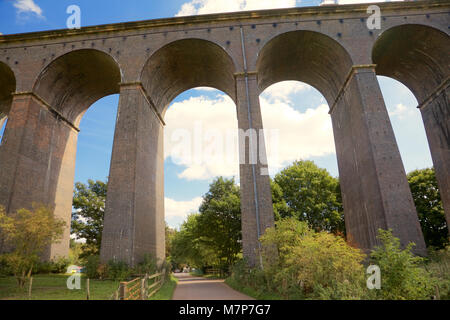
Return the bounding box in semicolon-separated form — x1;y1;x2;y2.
373;24;450;103
141;39;237;117
0;62;16;120
33;49;121;126
256;31;353;105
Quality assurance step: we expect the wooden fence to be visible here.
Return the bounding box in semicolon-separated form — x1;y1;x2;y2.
111;269;166;300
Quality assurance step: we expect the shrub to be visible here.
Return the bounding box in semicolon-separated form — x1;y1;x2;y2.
51;257;71;274
84;255;101;279
135;254;158;275
34;261;53;274
96;263;109;280
285;231;367;299
258;218;367;299
426;246;450;299
369;229;436;300
0;255;13;276
107;260;131;281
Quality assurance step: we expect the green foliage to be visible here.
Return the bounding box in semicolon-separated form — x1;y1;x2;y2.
107;260;131;281
273;160;345;234
229;218;366;300
135;254;158;275
68;239;84;266
71;180;107;257
171;177;242;271
197;177;242;267
165;224;177;261
407;168;448;249
270;179;290;221
370;229;437;300
0;204;66;288
426;246;450;299
35;257;71;274
84;255;101;279
260;218;366;299
171;214;218;269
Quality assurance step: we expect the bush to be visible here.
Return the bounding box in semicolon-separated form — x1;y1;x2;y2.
369;229;436;300
0;255;13;276
84;255;100;279
258;218;367;299
231;224;443;300
284;231;367;299
107;260;131;281
51;257;71;274
426;246;450;299
135;254;158;275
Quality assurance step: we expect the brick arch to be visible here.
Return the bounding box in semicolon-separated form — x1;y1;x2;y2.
372;24;450;103
32;49;122;127
256;30;353;106
140;38;238;117
0;61;15;120
373;23;450;232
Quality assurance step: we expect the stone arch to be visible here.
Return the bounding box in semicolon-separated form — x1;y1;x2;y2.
373;24;450;232
256;30;354;105
0;61;16;126
33;49;122;127
372;24;450;103
140;38;238;117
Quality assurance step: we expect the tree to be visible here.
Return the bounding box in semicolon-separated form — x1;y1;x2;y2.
407;168;448;249
0;205;65;287
274;160;345;234
165;223;177;260
171;214;218;269
71;180;107;257
197;177;242;268
270;179;290;221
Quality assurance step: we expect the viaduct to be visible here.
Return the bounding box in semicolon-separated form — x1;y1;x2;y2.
0;0;448;267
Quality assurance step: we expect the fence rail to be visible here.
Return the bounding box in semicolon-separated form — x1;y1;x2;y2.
112;269;166;300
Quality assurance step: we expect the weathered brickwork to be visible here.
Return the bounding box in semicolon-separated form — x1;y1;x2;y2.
0;1;448;264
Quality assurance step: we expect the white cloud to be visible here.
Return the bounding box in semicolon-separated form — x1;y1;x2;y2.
388;103;415;120
164;81;335;180
13;0;43;17
176;0;297;16
337;0;403;4
165;94;240;180
175;0;403;16
261;81;310;104
165;197;203;228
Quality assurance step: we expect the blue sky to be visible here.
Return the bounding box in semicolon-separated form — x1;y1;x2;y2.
0;0;432;229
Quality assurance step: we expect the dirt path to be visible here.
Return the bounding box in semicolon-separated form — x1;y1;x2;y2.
172;273;254;300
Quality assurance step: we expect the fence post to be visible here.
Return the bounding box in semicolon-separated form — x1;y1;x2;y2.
86;278;90;300
141;278;146;300
28;277;33;300
119;282;127;300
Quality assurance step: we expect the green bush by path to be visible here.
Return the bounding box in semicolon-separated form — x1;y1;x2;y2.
227;219;448;300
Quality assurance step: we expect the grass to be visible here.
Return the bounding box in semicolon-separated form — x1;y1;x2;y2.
0;274;121;300
225;277;283;300
149;274;178;300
